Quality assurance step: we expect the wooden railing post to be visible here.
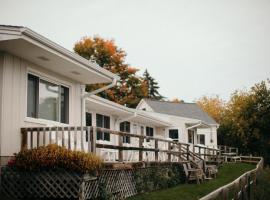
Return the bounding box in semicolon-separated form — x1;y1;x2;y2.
37;128;40;148
187;144;190;160
192;145;195;160
118;132;123;162
21;128;28;150
139;136;143;161
80;126;84;152
87;126;91;153
178;143;182;161
91;127;96;153
155;139;158;161
168;142;171;162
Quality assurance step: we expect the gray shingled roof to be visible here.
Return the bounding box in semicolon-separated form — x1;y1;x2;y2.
144;99;217;125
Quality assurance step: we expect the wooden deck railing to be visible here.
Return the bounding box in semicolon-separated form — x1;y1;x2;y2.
194;145;221;161
199;156;264;200
21;126;198;163
218;145;238;155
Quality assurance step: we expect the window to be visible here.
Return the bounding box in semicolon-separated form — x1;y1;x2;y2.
169;129;179;141
96;114;110;141
120;121;130;143
85;112;92;142
27;73;69;123
188;130;194;144
146;126;154;142
198;134;205;145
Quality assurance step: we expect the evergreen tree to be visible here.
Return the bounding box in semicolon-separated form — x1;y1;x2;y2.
143;70;164;100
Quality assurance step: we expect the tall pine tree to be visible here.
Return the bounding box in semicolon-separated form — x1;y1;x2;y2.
143;70;164;100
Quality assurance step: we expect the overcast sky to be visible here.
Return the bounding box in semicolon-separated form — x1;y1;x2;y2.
1;0;270;102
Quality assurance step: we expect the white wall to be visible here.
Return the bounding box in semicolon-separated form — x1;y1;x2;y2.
197;126;218;148
137;100;218;147
0;53;4;158
0;53;83;156
85;107;161;161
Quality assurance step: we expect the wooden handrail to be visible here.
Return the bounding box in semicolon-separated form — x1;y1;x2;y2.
20;126;190;163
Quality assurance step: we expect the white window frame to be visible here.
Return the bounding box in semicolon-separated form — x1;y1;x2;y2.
25;69;71;126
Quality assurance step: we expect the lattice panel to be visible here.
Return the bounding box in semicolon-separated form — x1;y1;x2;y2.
1;164;184;200
1;167;83;199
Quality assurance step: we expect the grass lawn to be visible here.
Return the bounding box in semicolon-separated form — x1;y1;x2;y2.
128;163;255;200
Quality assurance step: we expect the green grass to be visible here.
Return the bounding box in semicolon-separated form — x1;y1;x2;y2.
128;163;255;200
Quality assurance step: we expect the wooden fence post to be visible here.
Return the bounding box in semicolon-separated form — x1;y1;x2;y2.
222;188;228;200
247;174;251;199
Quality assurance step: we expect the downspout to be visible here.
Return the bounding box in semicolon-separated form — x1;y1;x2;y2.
81;78;118;127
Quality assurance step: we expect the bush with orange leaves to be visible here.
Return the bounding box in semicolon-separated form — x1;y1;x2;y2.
11;144;102;173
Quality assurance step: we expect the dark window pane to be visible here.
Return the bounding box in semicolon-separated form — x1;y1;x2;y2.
169;129;179;140
199;135;205;145
27;74;39;118
60;86;69;123
104;116;110;129
104;132;110;141
146;126;154;142
85;112;92;142
96;114;110;141
96;114;103;127
97;131;103;140
146;127;154;137
188;130;194;144
120;121;131;143
86;112;92;126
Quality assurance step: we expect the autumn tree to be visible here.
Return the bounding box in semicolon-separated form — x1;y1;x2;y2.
143;69;164;100
218;80;270;164
74;36;148;108
197;95;225;124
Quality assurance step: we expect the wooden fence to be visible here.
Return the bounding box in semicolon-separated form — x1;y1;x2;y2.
218;145;239;155
199;156;264;200
20;126;220;164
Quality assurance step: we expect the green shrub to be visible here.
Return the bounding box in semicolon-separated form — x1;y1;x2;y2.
10;144;102;173
134;163;185;193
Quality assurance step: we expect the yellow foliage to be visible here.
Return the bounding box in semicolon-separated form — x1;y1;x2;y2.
12;144;102;173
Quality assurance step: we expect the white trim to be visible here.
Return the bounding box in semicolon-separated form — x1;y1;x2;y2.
0;25;119;82
24;117;69;126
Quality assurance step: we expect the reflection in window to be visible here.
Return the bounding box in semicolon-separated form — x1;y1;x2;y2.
39;79;59;121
